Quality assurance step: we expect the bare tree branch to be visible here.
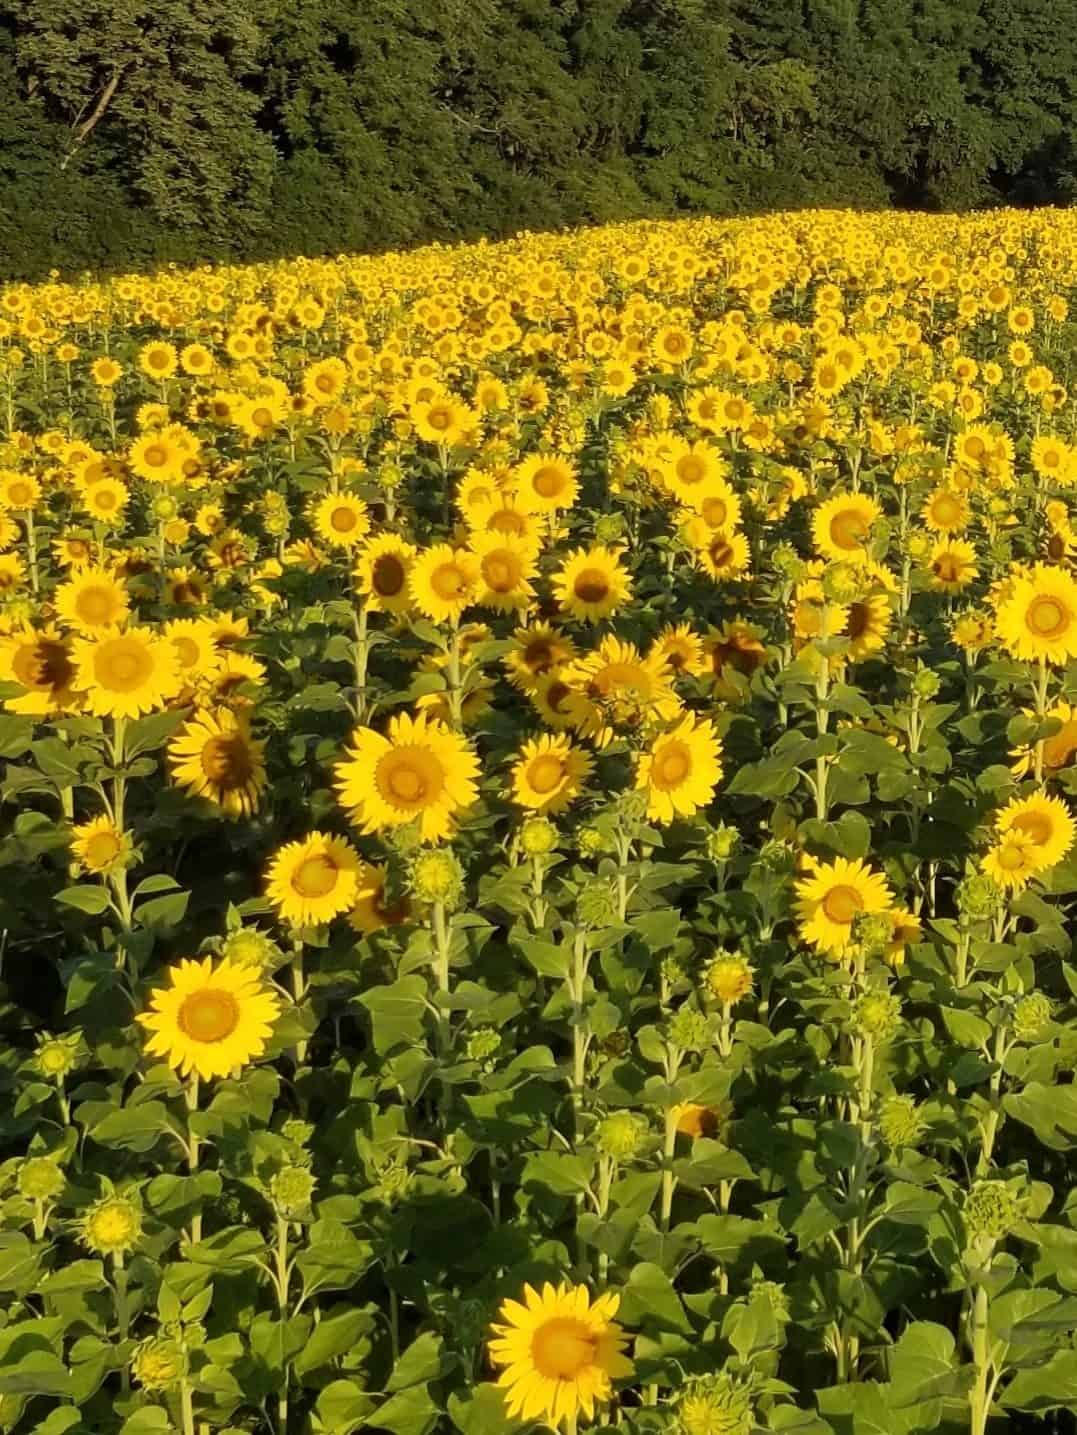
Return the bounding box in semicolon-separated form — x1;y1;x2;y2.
60;64;128;170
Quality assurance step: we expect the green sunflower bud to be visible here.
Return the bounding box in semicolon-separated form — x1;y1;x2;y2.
705;824;739;863
270;1164;316;1217
16;1157;65;1202
912;668;942;699
595;1111;648;1160
877;1094;925;1150
667;1007;713;1054
407;848;464;908
852;991;902;1042
520;817;559;856
963;1180;1021;1247
131;1337;185;1392
956;873;1001;920
465;1027;501;1063
1012;991;1053;1042
578;879;620;929
677;1373;754;1435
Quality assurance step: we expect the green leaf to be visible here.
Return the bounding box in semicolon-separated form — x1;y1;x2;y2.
513;936;570;979
133;890;190;929
447;1384;522;1434
887;1321;967;1407
619;1262;693;1334
123;710;186;759
387;1331;450;1391
89;1102;173;1153
314;1380;377;1435
357;975;429;1054
1001;1350;1077;1410
368;1383;439;1435
294;1306;375;1378
55;885;111;916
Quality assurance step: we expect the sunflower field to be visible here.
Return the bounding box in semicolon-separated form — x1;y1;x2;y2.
6;209;1077;1435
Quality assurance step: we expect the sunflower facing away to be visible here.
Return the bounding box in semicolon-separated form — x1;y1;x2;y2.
488;1281;634;1428
794;855;893;957
138;957;280;1081
1010;700;1077;777
266;831;363;927
168;707;267;817
335;711;479;843
636;711;724;824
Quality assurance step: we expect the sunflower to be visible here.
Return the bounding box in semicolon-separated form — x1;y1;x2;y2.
311;492;371;550
0;624;81;715
1011;700;1077;778
81;477;130;524
354;535;417;614
138;341;178;380
0;471;41;510
488;1282;634;1427
513;453;579;514
70;815;132;875
54;568;130;635
563;637;680;746
162;618;221;681
1031;435;1073;484
981;831;1039;891
650;622;707;678
168;708;267;817
0;553;26;595
812;493;880;563
511;733;593;814
553;546;632;623
467;494;542;547
692;528;751;582
470;532;538;613
995;563;1077;664
164;568;207;606
71;627;181;720
409;544;480;625
996;791;1075;871
631;711;722;824
794;856;893;957
928;539;978;594
661;440;730;510
335;711;480;843
203;652;267;708
137;957;280;1081
129;432;183;484
411;393;475;446
348;862;413;934
90;356;123;386
703;619;768;698
921;487;971;535
266;832;363;927
885;908;923;968
504;623;578;693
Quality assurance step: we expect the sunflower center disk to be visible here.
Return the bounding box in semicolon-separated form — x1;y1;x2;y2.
1027;596;1069;637
86;832;122;867
653;743;691;788
829;512;868;550
379;750;442;807
677;457;706;485
201;734;253;787
78;588;118;625
533;468;565;498
330;507;358;533
531;1318;598;1380
373;555;406;596
574;571;610;604
483;556;517;591
702;498;728;525
178;989;240;1043
431;565;466;599
822;884;864;925
1013;813;1051;846
997;842;1026;873
528;755;565;794
291;855;340;898
98;642;152;690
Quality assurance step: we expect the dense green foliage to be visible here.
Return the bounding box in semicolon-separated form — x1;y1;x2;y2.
2;0;1077;278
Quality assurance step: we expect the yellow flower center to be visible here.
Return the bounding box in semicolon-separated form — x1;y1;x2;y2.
574;569;610;605
76;585;120;626
201;733;254;789
528;754;565;794
330;505;359;533
12;637;72;692
89;1202;138;1244
430;562;468;600
652;741;691;788
1012;812;1052;846
372;553;407;597
144;445;169;468
482;553;519;592
676;455;707;486
378;749;443;808
933;555;961;584
172;636;201;669
291;855;340;899
84;830;123;868
94;638;154;692
932;494;962;525
427;406;452;431
829;510;869;550
822;884;864;925
701;496;728;527
178;989;240;1043
996;841;1026;872
531;1317;597;1380
532;466;567;499
1027;596;1070;638
489;508;526;536
7;481;33;506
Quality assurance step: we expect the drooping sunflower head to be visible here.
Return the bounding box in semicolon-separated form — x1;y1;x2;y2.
348;862;413;935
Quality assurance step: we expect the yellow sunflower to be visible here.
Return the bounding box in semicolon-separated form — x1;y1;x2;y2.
335;710;480;843
504;623;578;693
928;539;979;594
266;832;363;927
1011;700;1077;778
311;492;371;550
513;453;579;514
0;471;41;510
650;623;707;678
995;563;1077;664
203;652;267;709
71;627;181;720
794;856;893;957
168;708;267;817
692;528;751;582
996;791;1075;871
54;568;130;635
409;544;480;625
636;711;723;824
921;488;971;535
0;553;26;595
812;492;880;563
553;546;632;623
0;625;81;715
81;477;130;525
488;1282;634;1427
162;618;221;682
660;439;731;511
137;957;280;1080
469;532;538;613
348;862;413;935
562;637;680;747
129;432;183;484
70;814;132;876
981;831;1039;891
511;733;593;814
354;535;417;615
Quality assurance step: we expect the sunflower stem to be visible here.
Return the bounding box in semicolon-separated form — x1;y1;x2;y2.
353;597;369;722
186;1074;202;1244
25;508;38;595
113;1250;130;1391
180;1378;196;1435
290;941;308;1066
1033;655;1050;783
446;623;463;728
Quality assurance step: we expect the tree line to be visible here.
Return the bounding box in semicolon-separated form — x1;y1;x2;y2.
1;0;1076;279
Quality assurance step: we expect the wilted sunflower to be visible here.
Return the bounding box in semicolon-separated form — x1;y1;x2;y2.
335;711;479;843
266;831;363;927
70;627;181;720
636;711;723;824
488;1282;634;1427
138;957;280;1080
168;707;267;817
